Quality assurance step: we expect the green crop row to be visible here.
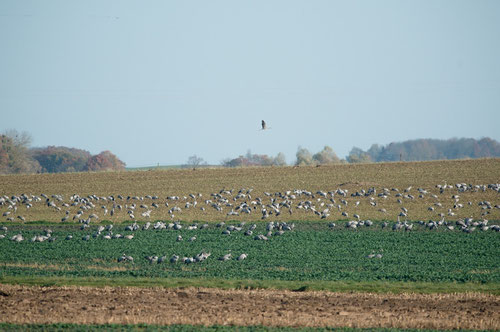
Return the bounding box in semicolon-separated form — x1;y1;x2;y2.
0;222;499;283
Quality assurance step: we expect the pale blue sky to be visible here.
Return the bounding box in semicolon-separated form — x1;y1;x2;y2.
1;1;499;166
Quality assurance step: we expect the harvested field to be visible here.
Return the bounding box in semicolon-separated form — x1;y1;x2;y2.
0;284;498;330
1;159;499;329
1;159;499;222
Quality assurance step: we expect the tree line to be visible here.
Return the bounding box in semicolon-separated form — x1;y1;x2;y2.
2;129;499;174
217;146;345;167
219;137;500;167
0;130;125;174
349;137;500;163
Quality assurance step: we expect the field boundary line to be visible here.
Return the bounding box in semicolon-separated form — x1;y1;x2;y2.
1;276;499;295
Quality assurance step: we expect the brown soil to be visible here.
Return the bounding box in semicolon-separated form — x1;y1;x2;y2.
0;284;499;329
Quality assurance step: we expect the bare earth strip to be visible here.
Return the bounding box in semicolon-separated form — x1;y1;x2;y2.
0;285;499;330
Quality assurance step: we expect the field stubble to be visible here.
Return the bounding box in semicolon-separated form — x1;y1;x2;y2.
1;159;499;223
0;284;498;330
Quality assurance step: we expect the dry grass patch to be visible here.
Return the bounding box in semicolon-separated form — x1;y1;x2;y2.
85;265;131;272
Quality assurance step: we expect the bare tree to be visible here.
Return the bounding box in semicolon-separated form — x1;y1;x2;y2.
0;130;40;174
187;155;205;168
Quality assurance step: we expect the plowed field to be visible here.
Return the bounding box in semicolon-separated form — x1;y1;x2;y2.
0;285;498;330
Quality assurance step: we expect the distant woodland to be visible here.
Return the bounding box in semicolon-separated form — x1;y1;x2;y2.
0;130;125;174
1;130;500;174
346;137;500;163
221;137;500;167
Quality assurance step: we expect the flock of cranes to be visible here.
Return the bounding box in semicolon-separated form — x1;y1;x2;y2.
1;184;499;234
1;182;499;227
1;183;499;265
0;183;500;228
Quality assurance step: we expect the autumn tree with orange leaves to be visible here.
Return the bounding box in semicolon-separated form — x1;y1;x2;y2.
85;150;126;171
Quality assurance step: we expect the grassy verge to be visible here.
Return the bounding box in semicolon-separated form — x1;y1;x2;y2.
1;275;498;295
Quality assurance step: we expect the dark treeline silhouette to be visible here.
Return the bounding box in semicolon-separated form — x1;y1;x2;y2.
0;130;125;174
